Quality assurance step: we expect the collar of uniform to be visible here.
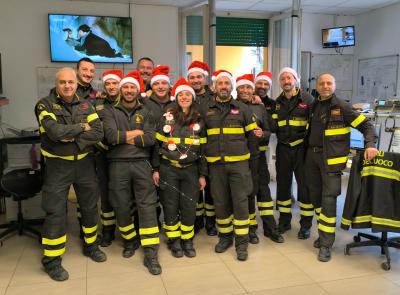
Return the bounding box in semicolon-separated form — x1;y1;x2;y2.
215;95;232;104
277;87;300;102
115;96;143;111
77;81;92;91
150;92;173;105
54;91;80;105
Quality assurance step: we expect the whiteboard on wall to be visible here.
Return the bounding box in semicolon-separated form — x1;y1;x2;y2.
310;54;354;100
356;55;399;103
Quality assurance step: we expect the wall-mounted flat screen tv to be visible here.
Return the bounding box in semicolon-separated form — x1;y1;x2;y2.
48;14;133;63
322;26;355;48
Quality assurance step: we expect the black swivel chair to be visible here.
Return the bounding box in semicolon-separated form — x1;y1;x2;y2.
0;168;43;243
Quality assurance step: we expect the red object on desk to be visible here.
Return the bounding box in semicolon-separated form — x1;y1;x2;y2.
0;97;9;107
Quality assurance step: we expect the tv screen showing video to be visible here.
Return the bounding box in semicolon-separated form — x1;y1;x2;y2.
48;14;133;63
322;26;355;48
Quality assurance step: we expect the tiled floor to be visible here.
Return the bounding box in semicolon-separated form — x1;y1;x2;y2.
1;180;400;295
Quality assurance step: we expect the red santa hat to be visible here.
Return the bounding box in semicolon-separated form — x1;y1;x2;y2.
255;71;272;86
211;69;235;86
150;65;170;86
279;67;299;81
236;74;255;89
102;70;123;83
187;61;210;77
119;71;146;97
171;78;196;101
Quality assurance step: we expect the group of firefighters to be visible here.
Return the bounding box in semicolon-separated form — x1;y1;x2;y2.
34;56;379;281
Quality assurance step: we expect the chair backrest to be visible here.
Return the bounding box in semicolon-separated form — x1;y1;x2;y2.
1;168;43;200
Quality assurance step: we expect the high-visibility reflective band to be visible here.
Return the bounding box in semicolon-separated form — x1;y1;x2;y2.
289;139;304;147
181;231;194;240
327;156;348;165
315;207;322;214
101;220;116;226
82;225;98;234
166;137;181;144
161;155;188;168
278;120;286;127
39;126;46;133
207;128;220;135
272;114;278;119
319;213;336;224
181;224;194;231
361;166;400;181
196;211;204;216
205;204;214;210
245;122;257;132
200;137;207;144
218;225;234;233
325;127;350;136
119;224;134;232
164;222;181;231
257;201;273;207
184;138;201;145
277;199;292;206
351;114;366;128
165;231;181;238
97;142;109;150
39;111;57;122
300;210;314;217
259;146;268;151
40;148;89;161
84;234;97;244
224;153;250;162
234;228;249;235
155;133;167;142
205;211;216;217
289;120;308;127
77;212;82;218
87;113;99;123
306;123;309;130
42;235;67;246
318;223;336;233
372;216;400;228
196;203;204;209
139;226;159;235
259;210;274;216
141;237;160;246
233;219;249;226
341;218;351;226
352;215;372;223
44;248;66;257
223;127;245;134
279;207;291;213
206;156;221;163
217;215;233;225
249;213;256;219
250;219;258;226
299;202;314;209
101;211;115;218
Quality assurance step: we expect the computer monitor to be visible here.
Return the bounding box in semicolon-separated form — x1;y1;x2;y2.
350;123;381;150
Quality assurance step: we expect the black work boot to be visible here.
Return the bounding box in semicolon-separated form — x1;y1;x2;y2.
123;239;140;258
318;247;331;262
297;227;311;240
100;226;115;247
264;227;284;243
194;216;204;234
182;239;196;258
215;237;233;253
205;217;217;236
235;241;249;261
278;223;291;234
144;248;162;275
44;263;69;281
168;239;183;258
249;229;260;244
83;244;107;262
313;237;321;248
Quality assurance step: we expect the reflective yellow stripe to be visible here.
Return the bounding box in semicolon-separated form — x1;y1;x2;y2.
318;223;336;233
315;207;322;214
327;156;348;165
164;222;181;231
87;113;99;123
44;248;65;257
224;153;250;162
257;201;273;207
217;215;233;224
299;202;313;209
206;211;216;216
181;224;194;231
205;204;214;209
42;235;67;246
278;120;286;127
361;166;400;181
259;210;274;216
101;220;116;226
121;231;137;239
245;122;257;132
166;231;181;238
101;211;115;218
319;213;336;224
40;148;88;161
184;138;201;145
249;213;256;219
223;127;244;134
200;137;207;144
155;133;167;142
289;139;304;147
196;203;204;208
234;228;249;235
141;237;160;246
39;126;46;133
277;200;292;206
119;224;134;232
196;211;204;216
279;207;291;213
272;114;278;119
352;215;372;223
139;227;159;235
82;225;97;234
351;114;366;128
289;120;308;126
97;141;109;150
372;216;400;228
259;146;268;151
84;234;97;244
250;219;258;226
181;231;194;240
341;218;351;226
325;127;350;136
206;156;221;163
218;225;234;233
361;171;400;181
300;210;314;217
207;128;220;135
39;111;57;122
233;219;249;226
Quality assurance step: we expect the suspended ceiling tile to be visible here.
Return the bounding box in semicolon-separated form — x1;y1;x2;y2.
338;0;399;8
216;0;260;10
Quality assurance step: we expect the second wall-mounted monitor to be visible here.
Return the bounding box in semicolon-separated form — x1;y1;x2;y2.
322;26;355;48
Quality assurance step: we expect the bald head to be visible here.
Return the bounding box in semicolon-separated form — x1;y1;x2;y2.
316;73;336;99
55;67;78;101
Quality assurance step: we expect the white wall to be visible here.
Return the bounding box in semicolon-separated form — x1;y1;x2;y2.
0;0;179;129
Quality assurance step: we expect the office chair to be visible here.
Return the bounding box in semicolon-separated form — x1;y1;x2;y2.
0;168;43;242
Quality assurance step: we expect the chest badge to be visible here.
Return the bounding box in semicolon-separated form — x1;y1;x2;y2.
331;108;341;116
52;103;61;110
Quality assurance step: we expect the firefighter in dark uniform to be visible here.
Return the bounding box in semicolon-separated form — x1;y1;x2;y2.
152;78;207;258
136;56;154;92
187;61;217;236
93;70;123;247
305;73;378;262
236;74;284;244
200;70;257;261
255;71;274;112
102;71;162;275
272;67;315;239
76;57;99;100
35;67;106;282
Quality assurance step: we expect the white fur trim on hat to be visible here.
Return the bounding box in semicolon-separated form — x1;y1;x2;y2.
187;67;208;77
215;72;235;87
174;85;196;100
103;74;121;83
236;79;255;89
255;75;272;86
119;77;140;91
279;67;299;81
150;75;170;86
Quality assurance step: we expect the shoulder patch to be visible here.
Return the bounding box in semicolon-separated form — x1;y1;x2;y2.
37;103;46;111
275;104;281;111
95;104;104;111
52;103;61;110
135;114;144;124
